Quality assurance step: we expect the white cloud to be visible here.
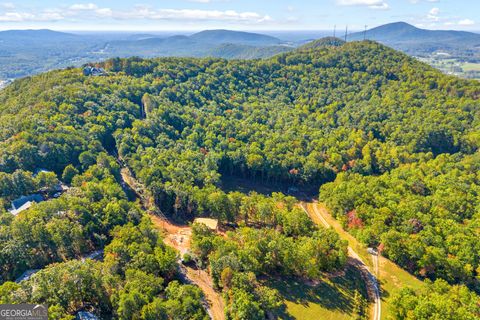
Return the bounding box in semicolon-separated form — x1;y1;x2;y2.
67;3;112;17
458;18;475;26
413;6;476;29
39;12;64;21
0;4;272;24
111;6;272;23
371;3;389;10
336;0;389;10
429;7;440;15
337;0;382;5
94;8;113;17
186;0;231;2
410;0;439;3
0;2;15;9
427;7;440;21
69;3;98;11
0;12;33;22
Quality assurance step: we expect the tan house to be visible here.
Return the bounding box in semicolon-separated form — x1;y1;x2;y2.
193;218;219;231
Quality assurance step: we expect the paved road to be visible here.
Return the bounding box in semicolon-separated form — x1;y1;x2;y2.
301;203;381;320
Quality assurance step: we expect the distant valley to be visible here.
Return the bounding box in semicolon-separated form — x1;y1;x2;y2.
0;22;479;80
0;29;296;79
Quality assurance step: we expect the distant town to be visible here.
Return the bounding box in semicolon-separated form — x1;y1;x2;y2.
0;79;13;89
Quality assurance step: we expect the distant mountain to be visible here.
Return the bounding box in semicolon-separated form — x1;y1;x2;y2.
104;30;287;59
130;35;194;47
349;22;480;60
1;25;478;81
0;29;291;79
351;22;480;43
189;30;282;45
0;29;79;42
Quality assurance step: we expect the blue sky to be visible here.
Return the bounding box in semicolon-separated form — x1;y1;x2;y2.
0;0;478;31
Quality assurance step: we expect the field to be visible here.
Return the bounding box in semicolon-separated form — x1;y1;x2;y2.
267;264;368;320
418;56;480;80
462;62;480;71
305;203;425;320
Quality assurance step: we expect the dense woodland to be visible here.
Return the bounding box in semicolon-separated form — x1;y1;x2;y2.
0;218;207;319
189;194;348;319
0;40;479;318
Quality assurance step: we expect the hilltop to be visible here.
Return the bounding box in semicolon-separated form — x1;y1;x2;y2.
349;22;480;59
189;29;282;45
0;40;478;319
299;37;346;50
351;22;480;43
0;29;289;79
0;25;479;80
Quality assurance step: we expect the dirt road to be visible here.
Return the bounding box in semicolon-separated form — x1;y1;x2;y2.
152;216;226;320
301;203;381;320
120;167;225;320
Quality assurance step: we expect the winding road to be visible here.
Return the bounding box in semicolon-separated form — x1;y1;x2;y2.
118;165;225;320
116;148;380;320
301;203;381;320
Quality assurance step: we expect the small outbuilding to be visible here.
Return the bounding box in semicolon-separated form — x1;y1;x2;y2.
193;218;219;231
83;66;106;77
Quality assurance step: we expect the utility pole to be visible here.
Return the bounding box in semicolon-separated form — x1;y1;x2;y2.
344;25;348;42
333;25;336;38
364;25;368;40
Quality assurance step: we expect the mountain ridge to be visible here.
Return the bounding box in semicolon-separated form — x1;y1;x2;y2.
189;29;282;45
0;29;79;40
351;22;480;42
349;22;480;59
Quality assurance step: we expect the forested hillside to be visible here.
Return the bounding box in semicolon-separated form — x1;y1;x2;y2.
0;40;479;318
0;29;291;79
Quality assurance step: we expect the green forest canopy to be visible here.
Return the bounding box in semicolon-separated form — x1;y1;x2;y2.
0;40;479;318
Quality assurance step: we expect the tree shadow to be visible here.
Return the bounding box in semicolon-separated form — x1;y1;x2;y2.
219;175;319;201
266;264;368;318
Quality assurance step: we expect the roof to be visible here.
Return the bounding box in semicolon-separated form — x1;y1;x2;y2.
83;66;106;77
15;269;40;283
9;201;35;216
76;311;99;320
33;168;51;177
82;249;104;262
193;218;219;230
11;194;43;210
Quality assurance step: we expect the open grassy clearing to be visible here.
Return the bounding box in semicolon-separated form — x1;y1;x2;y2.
308;203;425;319
462;62;480;71
419;57;480;79
200;176;426;319
267;264;368;320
